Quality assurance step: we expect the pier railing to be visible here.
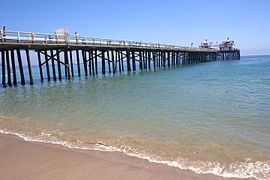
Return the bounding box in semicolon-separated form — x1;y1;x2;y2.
0;30;218;52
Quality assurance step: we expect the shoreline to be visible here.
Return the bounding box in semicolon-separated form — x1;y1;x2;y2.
0;133;252;180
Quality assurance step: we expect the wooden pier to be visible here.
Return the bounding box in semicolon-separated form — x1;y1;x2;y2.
0;30;240;86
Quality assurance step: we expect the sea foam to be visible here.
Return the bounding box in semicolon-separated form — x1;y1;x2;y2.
1;129;269;180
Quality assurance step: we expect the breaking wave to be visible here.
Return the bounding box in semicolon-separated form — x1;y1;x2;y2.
1;129;269;180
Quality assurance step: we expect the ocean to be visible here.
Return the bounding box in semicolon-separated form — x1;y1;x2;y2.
0;55;270;179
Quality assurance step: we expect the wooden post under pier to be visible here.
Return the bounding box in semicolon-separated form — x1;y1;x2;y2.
26;49;34;85
148;51;151;70
37;50;44;82
16;49;25;85
88;50;92;76
64;49;71;79
69;50;74;77
101;50;106;75
5;50;12;86
143;51;147;69
167;51;170;67
76;49;81;77
56;50;62;81
139;51;143;70
120;51;124;72
95;50;98;75
50;50;56;81
10;50;17;85
132;51;136;71
107;51;111;74
1;50;5;85
82;50;87;77
111;50;116;74
153;51;156;70
126;50;131;72
44;50;50;81
117;51;121;73
91;50;95;75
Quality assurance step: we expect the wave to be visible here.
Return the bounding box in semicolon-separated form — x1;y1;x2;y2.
0;129;269;180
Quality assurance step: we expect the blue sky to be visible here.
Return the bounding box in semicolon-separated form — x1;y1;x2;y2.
1;0;270;55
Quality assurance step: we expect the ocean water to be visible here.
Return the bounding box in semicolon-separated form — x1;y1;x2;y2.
0;55;270;179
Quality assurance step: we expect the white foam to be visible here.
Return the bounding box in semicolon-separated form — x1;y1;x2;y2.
1;129;269;180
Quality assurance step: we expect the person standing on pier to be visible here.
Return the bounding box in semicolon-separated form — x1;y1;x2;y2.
75;32;79;44
2;26;6;41
3;26;6;35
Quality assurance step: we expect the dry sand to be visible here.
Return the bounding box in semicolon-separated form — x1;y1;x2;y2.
0;134;252;180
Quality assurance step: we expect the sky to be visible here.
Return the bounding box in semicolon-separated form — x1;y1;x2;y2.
1;0;270;55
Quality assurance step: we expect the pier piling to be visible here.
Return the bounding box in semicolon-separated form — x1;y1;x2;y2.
44;50;50;81
50;50;56;81
6;50;12;86
10;50;17;85
1;50;5;85
70;50;74;77
26;49;34;85
37;50;44;82
16;49;25;85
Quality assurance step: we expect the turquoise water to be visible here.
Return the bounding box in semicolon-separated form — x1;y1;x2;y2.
1;55;270;179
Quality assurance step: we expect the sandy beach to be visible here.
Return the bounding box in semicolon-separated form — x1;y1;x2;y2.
0;134;253;180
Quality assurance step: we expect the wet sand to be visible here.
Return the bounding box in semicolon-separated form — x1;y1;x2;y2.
0;134;252;180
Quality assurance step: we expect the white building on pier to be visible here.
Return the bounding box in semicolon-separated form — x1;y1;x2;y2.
219;38;235;51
